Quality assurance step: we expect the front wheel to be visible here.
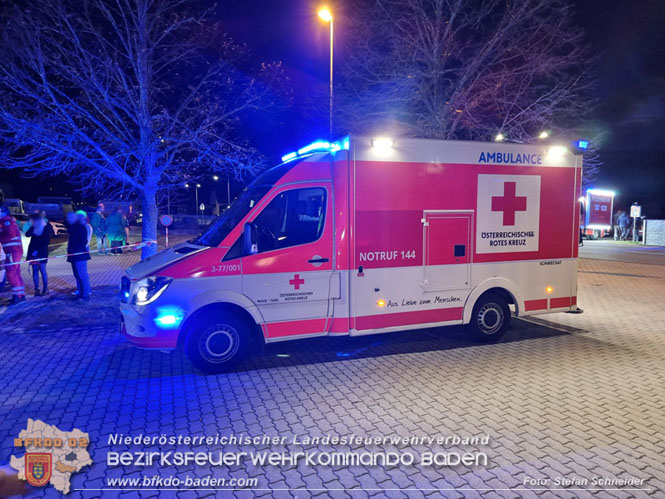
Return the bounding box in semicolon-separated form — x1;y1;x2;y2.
184;311;252;374
468;292;511;342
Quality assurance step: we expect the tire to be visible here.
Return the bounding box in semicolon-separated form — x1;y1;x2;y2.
184;310;252;374
468;292;511;342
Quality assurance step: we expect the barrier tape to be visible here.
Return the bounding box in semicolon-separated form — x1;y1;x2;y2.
0;240;158;267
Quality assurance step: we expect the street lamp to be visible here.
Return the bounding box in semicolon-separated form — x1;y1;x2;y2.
185;182;202;223
196;184;201;223
212;174;231;209
318;7;333;138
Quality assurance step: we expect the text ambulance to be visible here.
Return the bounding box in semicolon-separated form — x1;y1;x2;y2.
120;136;583;373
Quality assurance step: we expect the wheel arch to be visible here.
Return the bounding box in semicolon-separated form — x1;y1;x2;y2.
463;277;524;324
177;291;264;346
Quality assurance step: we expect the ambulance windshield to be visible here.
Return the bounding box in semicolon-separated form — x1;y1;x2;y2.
191;161;297;247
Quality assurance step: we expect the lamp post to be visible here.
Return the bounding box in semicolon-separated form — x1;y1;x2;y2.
195;183;201;223
318;7;333;138
185;182;202;223
212;175;231;210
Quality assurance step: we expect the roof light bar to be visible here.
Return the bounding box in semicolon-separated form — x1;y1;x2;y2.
587;189;615;197
298;140;331;155
280;138;350;164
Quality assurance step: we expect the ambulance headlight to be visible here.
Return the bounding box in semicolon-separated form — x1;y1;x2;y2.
133;276;172;305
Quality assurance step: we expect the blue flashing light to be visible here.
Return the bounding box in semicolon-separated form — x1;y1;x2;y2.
576;139;589;150
298;140;331;155
154;306;184;329
156;315;178;326
281;151;297;162
281;137;350;164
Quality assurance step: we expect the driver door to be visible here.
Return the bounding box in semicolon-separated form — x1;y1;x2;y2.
241;183;336;340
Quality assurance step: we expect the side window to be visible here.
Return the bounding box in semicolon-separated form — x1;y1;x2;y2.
253;187;326;254
222;234;244;261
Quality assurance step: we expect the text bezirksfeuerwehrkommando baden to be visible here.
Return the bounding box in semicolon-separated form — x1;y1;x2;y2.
106;433;491;468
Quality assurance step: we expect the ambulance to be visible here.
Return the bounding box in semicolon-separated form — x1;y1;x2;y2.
120;136;584;373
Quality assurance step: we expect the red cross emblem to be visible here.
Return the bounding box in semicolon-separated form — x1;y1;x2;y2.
289;274;305;290
491;181;527;226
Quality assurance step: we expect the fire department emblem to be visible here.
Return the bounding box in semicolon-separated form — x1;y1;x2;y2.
25;453;52;487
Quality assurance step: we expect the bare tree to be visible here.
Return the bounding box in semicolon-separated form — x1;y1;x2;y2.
0;0;284;257
338;0;600;179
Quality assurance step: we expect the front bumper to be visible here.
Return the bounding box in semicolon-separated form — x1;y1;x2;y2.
120;304;179;349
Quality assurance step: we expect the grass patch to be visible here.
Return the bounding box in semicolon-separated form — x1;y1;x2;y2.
1;285;121;332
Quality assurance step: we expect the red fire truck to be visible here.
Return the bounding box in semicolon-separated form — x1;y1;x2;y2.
582;188;615;239
120;136;583;373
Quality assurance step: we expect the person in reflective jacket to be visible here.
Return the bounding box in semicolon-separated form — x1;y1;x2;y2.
0;205;25;305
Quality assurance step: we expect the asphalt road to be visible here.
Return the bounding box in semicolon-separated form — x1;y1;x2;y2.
580;239;665;266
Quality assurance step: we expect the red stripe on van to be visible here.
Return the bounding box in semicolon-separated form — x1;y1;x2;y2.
265;318;328;338
355;307;463;330
550;297;572;309
524;299;548;311
329;317;350;333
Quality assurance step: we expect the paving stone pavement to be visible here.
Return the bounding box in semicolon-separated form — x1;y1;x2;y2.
0;254;663;498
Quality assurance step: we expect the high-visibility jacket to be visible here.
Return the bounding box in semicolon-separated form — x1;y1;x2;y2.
0;215;25;296
0;215;22;248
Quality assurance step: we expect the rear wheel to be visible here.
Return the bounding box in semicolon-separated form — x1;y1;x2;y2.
184;310;252;374
468;292;510;342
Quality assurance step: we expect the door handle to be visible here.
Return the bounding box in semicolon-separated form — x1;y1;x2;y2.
308;256;329;269
308;257;329;264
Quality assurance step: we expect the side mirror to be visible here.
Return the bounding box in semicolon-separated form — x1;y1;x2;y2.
243;222;258;255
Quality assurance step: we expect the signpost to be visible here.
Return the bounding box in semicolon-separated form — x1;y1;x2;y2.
630;203;641;242
199;203;205;225
160;214;173;248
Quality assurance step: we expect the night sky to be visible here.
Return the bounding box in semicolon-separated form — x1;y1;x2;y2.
2;0;664;216
575;0;665;216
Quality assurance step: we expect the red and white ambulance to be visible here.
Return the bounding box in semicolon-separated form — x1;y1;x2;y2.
120;136;583;373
